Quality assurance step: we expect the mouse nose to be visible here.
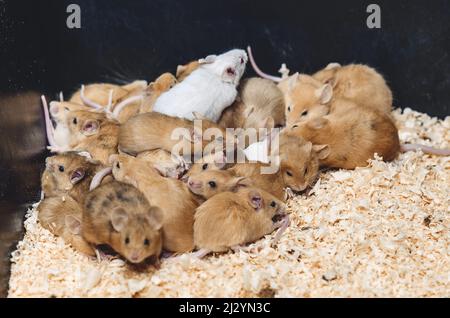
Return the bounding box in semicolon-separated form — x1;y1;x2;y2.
130;252;140;263
49;102;59;115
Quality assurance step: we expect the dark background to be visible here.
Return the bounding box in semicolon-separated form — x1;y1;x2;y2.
0;0;449;297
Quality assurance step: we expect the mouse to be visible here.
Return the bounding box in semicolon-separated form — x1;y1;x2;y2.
82;180;164;264
119;112;233;160
137;149;188;179
38;195;96;256
56;110;120;165
152;49;248;122
312;63;392;115
176;60;200;81
288;98;401;169
45;100;101;149
193;187;289;255
218;77;285;129
111;153;198;253
41;152;111;204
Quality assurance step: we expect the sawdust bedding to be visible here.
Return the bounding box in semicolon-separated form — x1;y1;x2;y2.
7;107;450;298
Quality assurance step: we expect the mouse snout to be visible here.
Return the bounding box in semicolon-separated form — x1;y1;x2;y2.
129;251;142;263
187;178;201;189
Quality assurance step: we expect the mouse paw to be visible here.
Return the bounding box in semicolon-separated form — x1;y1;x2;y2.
284;187;295;200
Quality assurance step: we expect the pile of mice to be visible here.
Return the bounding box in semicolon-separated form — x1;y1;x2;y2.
8;47;450;297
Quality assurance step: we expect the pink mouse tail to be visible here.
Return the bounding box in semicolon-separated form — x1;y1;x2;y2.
400;144;450;156
89;167;113;191
247;46;282;82
112;95;143;119
41;95;58;148
80;85;105;109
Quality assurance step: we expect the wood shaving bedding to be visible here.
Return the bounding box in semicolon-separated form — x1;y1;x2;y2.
8;108;450;298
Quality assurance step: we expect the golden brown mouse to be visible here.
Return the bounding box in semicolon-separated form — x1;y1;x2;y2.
218;77;285;129
62;110;120;165
193;187;289;255
111;154;198;253
83;181;163;264
288;98;400;169
38;196;96;256
41;152;110;204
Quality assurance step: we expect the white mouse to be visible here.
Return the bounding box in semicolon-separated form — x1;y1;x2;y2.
152;49;248;122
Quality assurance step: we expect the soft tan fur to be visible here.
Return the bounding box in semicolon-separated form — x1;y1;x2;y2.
66;111;120;165
289;98;400;169
194;187;286;252
38;196;95;256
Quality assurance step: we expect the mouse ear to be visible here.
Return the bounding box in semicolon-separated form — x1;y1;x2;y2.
221;65;237;83
306;117;328;130
65;215;82;235
70;168;85;184
109;154;119;165
312;144;331;160
248;190;264;210
111;207;129;232
176;65;187;77
198;55;217;64
288;73;300;92
230;177;251;192
315;83;333;104
192;111;208;121
145;206;163;231
82;120;99;136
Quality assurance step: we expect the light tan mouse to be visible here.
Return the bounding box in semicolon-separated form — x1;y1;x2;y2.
62;110;120;165
312;63;392;114
111;154;198;253
218;77;285;129
193;187;289;255
38;196;95;256
82;181;163;264
288;98;400;169
41;152;110;204
119;112;232;159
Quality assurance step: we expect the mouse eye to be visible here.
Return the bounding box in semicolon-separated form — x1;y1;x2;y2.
292;125;299;129
125;237;130;245
64;107;69;111
304;167;308;175
202;163;208;170
301;110;308;117
72;118;78;125
58;165;65;172
144;238;150;246
270;201;277;208
208;181;216;188
286;171;293;177
287;106;291;112
240;57;244;64
116;162;120;169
